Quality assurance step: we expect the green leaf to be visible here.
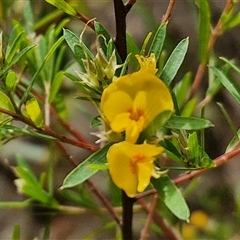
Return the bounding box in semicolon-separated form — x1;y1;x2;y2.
210;66;240;105
0;45;35;78
14;157;58;206
49;71;64;103
152;175;190;220
138;110;172;143
220;57;240;74
159;139;183;165
94;21;111;55
159;38;189;85
188;132;199;166
181;98;197;117
6;31;24;63
0;91;15;112
126;33;140;68
148;22;167;61
165;115;213;130
12;225;20;240
23;1;34;35
63;28;79;53
226;128;240;152
90;116;102;127
173;72;192;108
61;143;112;189
20;36;64;105
25;98;43;128
45;0;76;16
5;71;17;91
140;32;152;55
195;0;211;63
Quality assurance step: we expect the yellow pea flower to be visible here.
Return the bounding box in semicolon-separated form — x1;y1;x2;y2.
107;141;163;197
101;54;174;143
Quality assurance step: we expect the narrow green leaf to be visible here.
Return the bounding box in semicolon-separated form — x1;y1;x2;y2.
217;102;238;138
152;175;190;220
49;71;64;103
94;21;111;55
20;36;64;105
12;225;20;240
0;91;15;112
63;28;79;52
165;115;213;130
226;128;240;152
6;31;24;63
45;0;76;16
159;38;189;85
159;139;183;165
25;98;43;128
61;143;112;189
220;57;240;74
210;66;240;105
181;98;197;117
0;45;35;78
138;110;172;143
223;12;240;31
14;157;58;206
195;0;211;63
90;116;102;127
6;71;17;91
148;22;167;61
126;33;140;68
173;72;192;108
23;1;34;35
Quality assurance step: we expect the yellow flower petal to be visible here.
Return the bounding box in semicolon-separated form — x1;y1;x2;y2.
107;142;138;197
135;53;158;74
107;141;164;197
101;55;174;143
137;161;154;192
102;90;133;122
111;112;132;133
125;120;141;143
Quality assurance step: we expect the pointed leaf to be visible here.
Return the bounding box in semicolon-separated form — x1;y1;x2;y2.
0;91;15;112
152;175;190;220
45;0;76;16
61;143;112;189
165;115;213;130
210;66;240;105
195;0;211;63
138;110;172;143
94;21;111;55
0;45;35;78
159;38;189;85
26;98;43;128
6;71;17;91
148;22;167;61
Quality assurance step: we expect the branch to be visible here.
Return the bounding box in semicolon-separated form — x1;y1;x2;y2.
138;198;182;240
135;144;240;199
113;0;136;61
140;194;159;240
0;107;97;151
161;0;176;23
190;0;234;97
76;11;95;30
